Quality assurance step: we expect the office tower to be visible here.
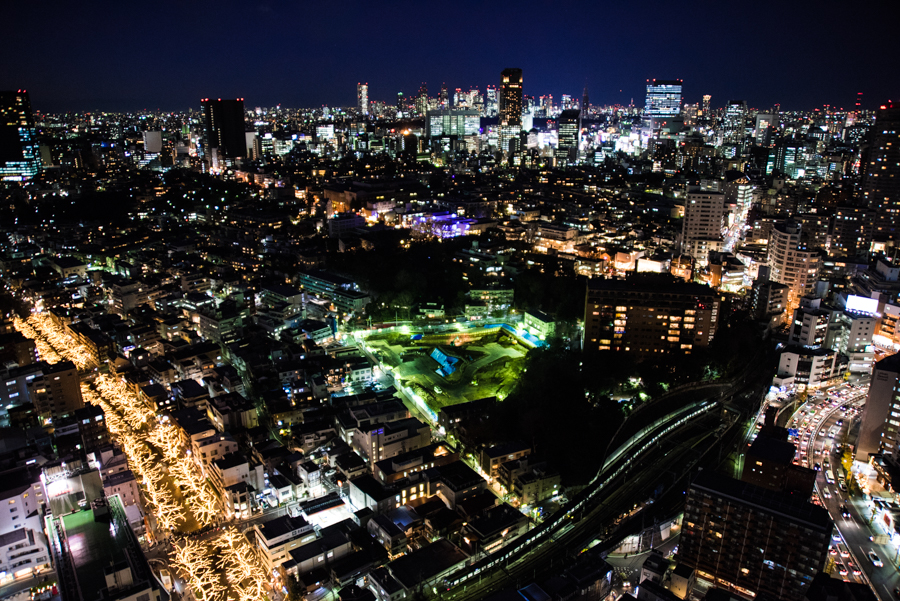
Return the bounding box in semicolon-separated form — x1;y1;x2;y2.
681;188;726;265
358;83;369;115
723;100;748;143
583;277;719;357
766;137;805;177
582;86;589;112
499;68;523;155
440;83;448;108
416;83;428;116
0;90;40;182
556;109;581;164
426;109;481;138
677;471;830;600
682;103;698;127
864;103;900;240
200;98;246;161
485;86;498;117
397;92;405;114
142;131;162;154
701;94;711;122
766;221;823;318
857;353;900;459
644;79;683;119
831;205;873;258
755;113;774;146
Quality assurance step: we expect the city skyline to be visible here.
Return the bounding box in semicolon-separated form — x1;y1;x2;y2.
2;0;897;113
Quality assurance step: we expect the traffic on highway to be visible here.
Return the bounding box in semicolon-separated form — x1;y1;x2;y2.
777;382;900;599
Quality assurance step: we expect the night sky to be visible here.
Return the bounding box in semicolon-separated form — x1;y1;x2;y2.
3;0;897;113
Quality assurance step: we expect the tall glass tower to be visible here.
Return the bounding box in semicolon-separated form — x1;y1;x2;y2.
644;79;683;119
0;90;40;182
499;68;523;155
357;83;369;115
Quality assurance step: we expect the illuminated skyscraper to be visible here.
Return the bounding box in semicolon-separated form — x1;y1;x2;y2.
582;86;589;112
0;90;40;182
416;83;428;116
357;83;369;115
440;83;448;108
200;98;247;161
644;79;682;119
485;86;498;117
723;100;748;142
498;68;523;155
701;94;712;122
864;103;900;240
556;109;581;164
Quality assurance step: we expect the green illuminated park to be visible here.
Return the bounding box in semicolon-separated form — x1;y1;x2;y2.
360;325;534;412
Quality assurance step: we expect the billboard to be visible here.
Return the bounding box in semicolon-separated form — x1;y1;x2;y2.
846;294;878;314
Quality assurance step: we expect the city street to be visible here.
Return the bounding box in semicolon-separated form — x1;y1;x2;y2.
792;383;900;599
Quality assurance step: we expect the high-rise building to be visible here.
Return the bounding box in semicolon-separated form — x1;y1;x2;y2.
682;188;726;265
644;79;683;119
440;83;448;108
583;276;719;357
766;221;823;318
0;90;40;182
863;103;900;240
142;131;162;154
701;94;712;122
499;68;523;155
723;100;748;146
766;137;806;178
582;86;589;113
556;109;581;164
755;113;775;146
200;98;247;161
485;86;498;117
857;353;900;459
357;83;369;115
831;205;873;258
416;83;428;116
677;471;831;600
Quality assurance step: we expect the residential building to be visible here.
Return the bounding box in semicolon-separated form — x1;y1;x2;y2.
351;418;432;464
767;221;823;318
677;471;831;600
831;206;873;258
681;189;725;265
864;104;900;241
583;276;720;357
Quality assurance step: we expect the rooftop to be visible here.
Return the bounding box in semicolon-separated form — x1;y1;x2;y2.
690;470;832;531
388;538;468;589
